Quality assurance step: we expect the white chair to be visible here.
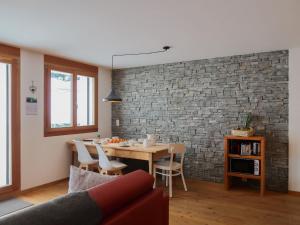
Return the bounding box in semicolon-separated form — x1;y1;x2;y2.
95;144;127;175
153;144;188;197
74;140;98;170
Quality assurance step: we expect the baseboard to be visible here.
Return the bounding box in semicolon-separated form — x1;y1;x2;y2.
0;177;68;201
288;190;300;196
19;178;69;195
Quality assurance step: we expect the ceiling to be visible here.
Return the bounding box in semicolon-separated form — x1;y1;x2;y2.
0;0;299;68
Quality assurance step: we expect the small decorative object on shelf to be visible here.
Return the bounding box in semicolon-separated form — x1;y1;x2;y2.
231;113;254;137
224;135;266;196
240;142;252;155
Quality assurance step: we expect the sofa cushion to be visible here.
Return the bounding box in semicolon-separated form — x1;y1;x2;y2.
68;165;118;193
88;170;154;219
0;191;102;225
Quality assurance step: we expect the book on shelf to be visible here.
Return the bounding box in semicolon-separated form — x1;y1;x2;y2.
230;141;261;156
252;142;260;155
254;160;260;176
241;143;251;155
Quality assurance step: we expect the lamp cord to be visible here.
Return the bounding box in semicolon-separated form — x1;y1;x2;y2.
111;47;170;71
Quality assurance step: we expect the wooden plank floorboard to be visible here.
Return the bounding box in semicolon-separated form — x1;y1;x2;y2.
18;178;300;225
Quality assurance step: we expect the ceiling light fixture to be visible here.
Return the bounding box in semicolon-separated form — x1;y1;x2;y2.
103;46;171;103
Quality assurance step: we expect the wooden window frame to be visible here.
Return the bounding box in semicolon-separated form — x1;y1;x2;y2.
0;43;20;196
44;55;98;137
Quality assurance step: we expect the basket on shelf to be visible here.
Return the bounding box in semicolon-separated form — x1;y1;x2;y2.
231;127;254;137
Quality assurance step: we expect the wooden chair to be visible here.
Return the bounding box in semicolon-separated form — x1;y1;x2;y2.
153;144;188;197
95;144;127;175
74;140;98;171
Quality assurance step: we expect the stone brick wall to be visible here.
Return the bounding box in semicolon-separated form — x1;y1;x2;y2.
112;50;288;192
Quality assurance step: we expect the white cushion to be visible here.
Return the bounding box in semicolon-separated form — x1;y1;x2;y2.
68;165;118;193
110;160;127;169
154;160;181;170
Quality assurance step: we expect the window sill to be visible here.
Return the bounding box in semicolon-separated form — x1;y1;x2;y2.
44;126;98;137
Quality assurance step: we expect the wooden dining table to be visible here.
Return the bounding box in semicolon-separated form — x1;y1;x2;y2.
67;141;170;174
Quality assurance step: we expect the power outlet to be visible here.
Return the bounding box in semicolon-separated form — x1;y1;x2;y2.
116;119;120;127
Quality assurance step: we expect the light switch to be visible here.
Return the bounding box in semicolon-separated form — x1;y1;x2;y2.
116;119;120;126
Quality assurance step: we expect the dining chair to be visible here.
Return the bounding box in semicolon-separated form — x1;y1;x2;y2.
74;140;98;171
153;143;188;197
95;144;127;175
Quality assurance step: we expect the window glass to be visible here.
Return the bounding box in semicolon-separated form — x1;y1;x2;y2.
50;70;73;128
0;62;11;187
77;75;95;126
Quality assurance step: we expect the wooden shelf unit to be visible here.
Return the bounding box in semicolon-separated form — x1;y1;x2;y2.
228;172;261;180
224;135;266;196
228;154;261;160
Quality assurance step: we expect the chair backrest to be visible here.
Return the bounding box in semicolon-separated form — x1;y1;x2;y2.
74;140;94;163
95;144;113;170
168;144;186;168
168;144;186;154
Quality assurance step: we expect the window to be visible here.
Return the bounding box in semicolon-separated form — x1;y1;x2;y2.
0;43;20;195
44;55;98;136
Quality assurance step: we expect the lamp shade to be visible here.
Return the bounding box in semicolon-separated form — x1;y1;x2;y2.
103;90;122;103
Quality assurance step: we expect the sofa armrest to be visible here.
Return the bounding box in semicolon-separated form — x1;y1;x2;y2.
88;170;154;218
102;188;169;225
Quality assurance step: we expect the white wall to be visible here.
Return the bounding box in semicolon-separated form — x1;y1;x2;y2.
20;49;112;190
289;48;300;192
98;67;112;138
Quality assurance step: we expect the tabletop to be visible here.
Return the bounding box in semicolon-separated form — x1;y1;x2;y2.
68;141;169;154
102;143;169;153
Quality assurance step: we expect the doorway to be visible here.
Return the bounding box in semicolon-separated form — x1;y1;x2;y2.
0;62;11;189
0;48;20;196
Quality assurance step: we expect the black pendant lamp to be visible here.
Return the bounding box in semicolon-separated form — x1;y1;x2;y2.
103;46;171;103
103;89;122;103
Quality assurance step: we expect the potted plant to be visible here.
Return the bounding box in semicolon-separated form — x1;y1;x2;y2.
231;113;254;137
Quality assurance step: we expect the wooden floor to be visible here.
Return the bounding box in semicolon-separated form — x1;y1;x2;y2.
18;178;300;225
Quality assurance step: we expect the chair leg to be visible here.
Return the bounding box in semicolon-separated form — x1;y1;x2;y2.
181;169;188;191
166;171;169;187
162;170;165;181
169;171;172;198
153;167;156;188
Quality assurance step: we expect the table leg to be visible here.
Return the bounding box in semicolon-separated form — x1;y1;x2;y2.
148;153;153;175
71;151;75;165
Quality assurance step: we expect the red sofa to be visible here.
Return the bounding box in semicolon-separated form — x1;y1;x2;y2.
89;170;169;225
0;170;168;225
